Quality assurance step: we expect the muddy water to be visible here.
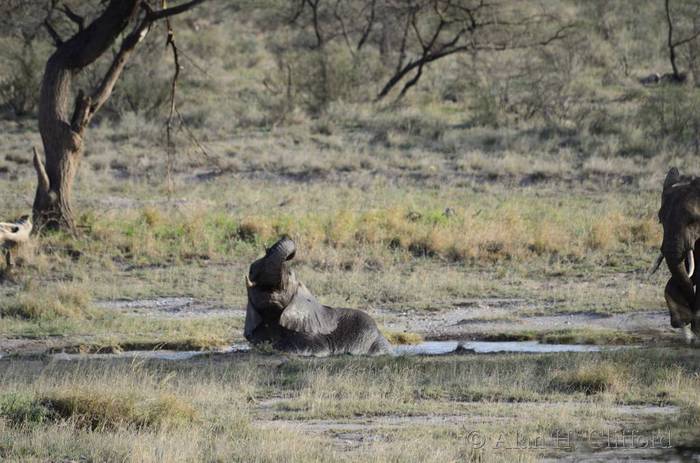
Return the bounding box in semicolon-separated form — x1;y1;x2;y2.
394;340;607;355
41;340;615;361
49;343;250;361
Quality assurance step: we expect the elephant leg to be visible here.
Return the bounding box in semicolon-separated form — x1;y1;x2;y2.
665;278;694;328
692;314;700;340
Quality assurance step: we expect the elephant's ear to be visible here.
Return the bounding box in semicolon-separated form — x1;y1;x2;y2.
244;302;263;339
664;167;681;191
279;283;338;335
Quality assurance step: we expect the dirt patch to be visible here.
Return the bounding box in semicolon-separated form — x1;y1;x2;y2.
96;297;245;319
542;448;677;462
254;403;680;451
0;297;684;357
97;297;672;339
256;414;478;432
374;299;676;343
254;414;490;450
0;338;57;358
50;343;249;361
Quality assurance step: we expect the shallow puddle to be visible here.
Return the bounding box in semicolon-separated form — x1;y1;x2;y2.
394;340;608;355
40;340;618;361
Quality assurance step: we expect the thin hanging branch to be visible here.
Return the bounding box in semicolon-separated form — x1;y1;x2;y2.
61;4;84;31
665;0;700;80
163;2;180;193
43;18;63;46
161;0;211;190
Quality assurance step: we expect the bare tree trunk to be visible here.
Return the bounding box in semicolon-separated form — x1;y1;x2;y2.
32;0;205;232
32;139;81;231
34;65;89;230
33;0;141;231
664;0;700;82
666;0;681;79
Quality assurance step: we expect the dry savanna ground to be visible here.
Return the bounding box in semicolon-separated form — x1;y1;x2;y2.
1;114;700;461
3;1;700;459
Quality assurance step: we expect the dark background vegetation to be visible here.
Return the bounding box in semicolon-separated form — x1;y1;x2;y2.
0;0;699;157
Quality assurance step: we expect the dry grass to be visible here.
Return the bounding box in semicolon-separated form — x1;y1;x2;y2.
549;361;631;395
0;3;696;459
0;350;697;461
540;328;642;345
382;331;424;345
38;391;197;430
2;281;94;320
35;196;661;267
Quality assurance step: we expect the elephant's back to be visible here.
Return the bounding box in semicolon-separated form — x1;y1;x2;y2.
333;307;391;355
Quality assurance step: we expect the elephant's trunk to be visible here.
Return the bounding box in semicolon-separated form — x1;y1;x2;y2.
663;236;695;305
249;237;296;288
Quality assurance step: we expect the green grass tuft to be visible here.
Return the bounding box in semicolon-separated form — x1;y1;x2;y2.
549;362;630;395
2;282;95;320
34;391;196;430
382;330;424;345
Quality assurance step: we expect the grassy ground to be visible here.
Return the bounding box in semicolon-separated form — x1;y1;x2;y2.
0;113;681;347
0;115;686;349
2;2;700;460
0;114;695;461
0;349;699;462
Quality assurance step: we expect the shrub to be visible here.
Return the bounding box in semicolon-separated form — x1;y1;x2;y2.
0;392;50;426
0;40;44;117
382;331;424;345
549;362;630;394
637;86;700;154
0;390;197;431
2;282;93;320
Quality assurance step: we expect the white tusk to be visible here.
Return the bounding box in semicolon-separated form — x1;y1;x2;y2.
682;324;695;345
687;250;695;279
648;252;664;276
245;275;256;288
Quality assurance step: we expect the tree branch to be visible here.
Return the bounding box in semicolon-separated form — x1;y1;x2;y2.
289;0;306;23
666;0;680;77
144;0;207;21
307;0;324;48
70;89;91;132
395;12;412;73
538;23;576;46
397;63;424;100
333;0;355;54
89;17;151;118
356;0;375;50
56;1;141;69
61;4;84;31
43;19;63;46
672;28;700;47
376;4;574;101
33;147;50;195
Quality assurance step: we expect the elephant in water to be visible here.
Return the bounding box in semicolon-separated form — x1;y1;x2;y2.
243;237;391;356
650;168;700;343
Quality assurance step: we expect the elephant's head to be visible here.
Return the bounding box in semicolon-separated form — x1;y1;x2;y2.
244;237;337;340
246;236;299;313
658;168;700;314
